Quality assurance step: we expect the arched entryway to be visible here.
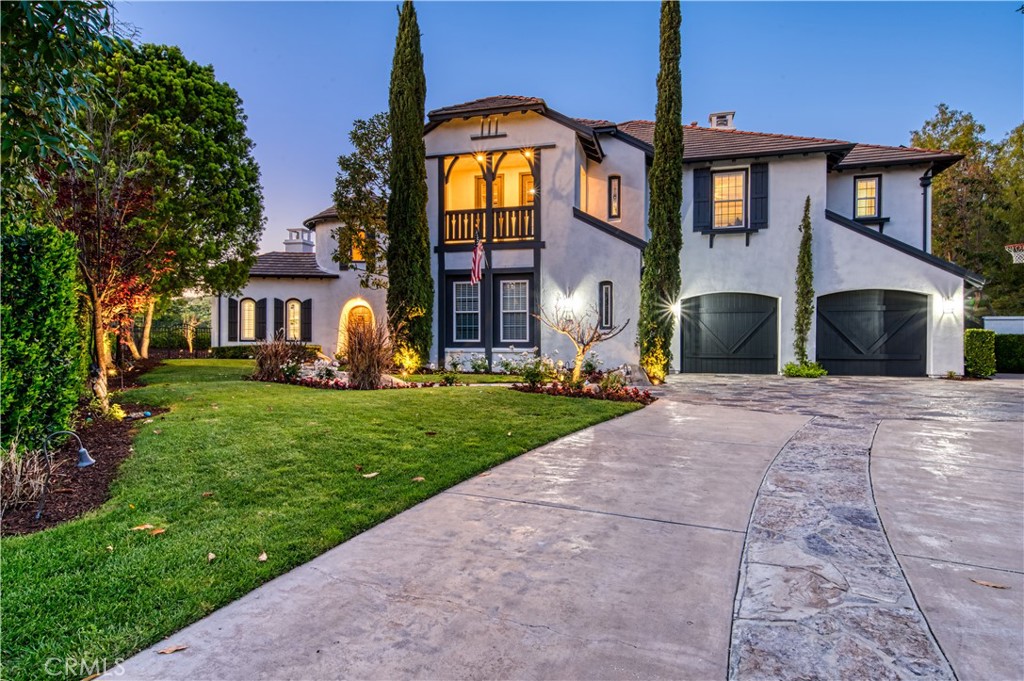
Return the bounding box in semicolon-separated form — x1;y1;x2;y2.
337;299;375;357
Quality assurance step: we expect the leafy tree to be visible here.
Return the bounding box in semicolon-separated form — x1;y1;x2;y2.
989;124;1024;313
0;0;122;206
912;104;1021;315
385;1;433;361
333;112;390;288
638;0;683;378
46;43;264;406
793;196;814;364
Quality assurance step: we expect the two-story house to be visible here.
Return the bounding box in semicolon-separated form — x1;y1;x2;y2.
212;95;980;376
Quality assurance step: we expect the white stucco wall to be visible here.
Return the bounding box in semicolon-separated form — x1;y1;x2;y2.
584;136;648;241
826;166;930;250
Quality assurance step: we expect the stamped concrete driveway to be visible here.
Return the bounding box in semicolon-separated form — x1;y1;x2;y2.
114;375;1022;681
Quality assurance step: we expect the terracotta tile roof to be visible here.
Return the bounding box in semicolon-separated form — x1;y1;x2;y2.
575;117;616;129
303;205;337;228
617;121;855;161
428;95;546;119
250;252;338;279
836;143;962;170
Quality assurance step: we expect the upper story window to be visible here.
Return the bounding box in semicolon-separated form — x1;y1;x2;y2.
240;299;256;341
599;281;614;329
475;175;504;208
286;299;301;341
453;281;480;342
855;176;881;219
351;230;366;262
608;176;621;219
519;173;535;205
713;170;747;228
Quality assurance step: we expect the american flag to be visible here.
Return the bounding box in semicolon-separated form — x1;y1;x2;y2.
470;234;485;285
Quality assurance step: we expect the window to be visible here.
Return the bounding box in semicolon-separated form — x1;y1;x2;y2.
855;176;881;219
500;280;529;343
240;299;256;341
713;170;746;228
608;176;621;219
286;299;301;341
599;281;613;329
519;173;535;205
579;164;588;210
475;175;504;208
351;230;365;262
453;282;480;342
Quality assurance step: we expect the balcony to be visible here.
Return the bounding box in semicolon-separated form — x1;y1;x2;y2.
444;205;535;243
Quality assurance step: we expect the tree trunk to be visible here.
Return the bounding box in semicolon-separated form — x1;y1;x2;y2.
88;289;111;413
571;347;585;384
140;299;155;359
125;326;142;360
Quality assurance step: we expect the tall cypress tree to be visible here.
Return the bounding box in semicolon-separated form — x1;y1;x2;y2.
385;0;433;360
638;0;683;380
793;196;814;364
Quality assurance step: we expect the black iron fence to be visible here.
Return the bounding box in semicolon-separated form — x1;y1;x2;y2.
131;323;212;358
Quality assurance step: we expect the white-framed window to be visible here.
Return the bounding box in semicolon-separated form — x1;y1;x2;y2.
712;169;747;228
240;298;256;341
500;280;529;343
453;281;480;342
286;299;301;341
855;176;881;219
599;281;613;329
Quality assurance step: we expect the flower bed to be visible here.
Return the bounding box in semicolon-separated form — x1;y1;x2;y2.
511;382;655;405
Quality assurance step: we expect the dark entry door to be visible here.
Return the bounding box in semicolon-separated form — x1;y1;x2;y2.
816;290;927;376
681;293;778;374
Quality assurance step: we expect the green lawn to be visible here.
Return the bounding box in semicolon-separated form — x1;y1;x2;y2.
2;360;637;680
414;372;524;384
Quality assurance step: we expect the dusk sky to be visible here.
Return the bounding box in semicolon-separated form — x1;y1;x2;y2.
113;1;1023;254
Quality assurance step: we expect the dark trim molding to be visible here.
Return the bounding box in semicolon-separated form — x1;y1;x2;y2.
426;143;556;160
436;241;546;253
853;173;883;221
572;208;647;250
824;209;984;286
249;273;339;280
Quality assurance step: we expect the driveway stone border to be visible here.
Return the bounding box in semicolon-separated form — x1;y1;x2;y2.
729;416;954;680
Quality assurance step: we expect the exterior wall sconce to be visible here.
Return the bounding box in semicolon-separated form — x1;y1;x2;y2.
942;297;956;315
35;430;94;521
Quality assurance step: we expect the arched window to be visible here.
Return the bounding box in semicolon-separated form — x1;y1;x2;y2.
286;299;302;341
240;299;256;341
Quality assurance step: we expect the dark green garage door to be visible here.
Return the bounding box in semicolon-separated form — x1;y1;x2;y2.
681;293;778;374
816;290;927;376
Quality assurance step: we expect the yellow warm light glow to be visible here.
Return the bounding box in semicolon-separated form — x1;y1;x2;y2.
475;154;485;163
523;150;532;158
669;300;682;316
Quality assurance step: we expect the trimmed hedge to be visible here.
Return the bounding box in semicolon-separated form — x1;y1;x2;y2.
964;328;996;377
1;218;85;449
212;344;321;361
995;334;1024;373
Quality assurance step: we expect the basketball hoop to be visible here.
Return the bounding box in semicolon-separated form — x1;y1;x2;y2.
1006;243;1024;265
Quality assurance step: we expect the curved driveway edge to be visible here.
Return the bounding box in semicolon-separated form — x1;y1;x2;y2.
109;400;809;680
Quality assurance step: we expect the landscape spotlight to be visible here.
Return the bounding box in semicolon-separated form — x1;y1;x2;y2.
35;430;93;521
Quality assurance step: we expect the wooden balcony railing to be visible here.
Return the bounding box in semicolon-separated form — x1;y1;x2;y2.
443;206;535;244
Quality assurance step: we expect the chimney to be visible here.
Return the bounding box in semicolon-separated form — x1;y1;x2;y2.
708;111;736;130
284;228;314;253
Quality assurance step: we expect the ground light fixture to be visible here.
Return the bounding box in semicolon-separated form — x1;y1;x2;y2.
34;430;94;521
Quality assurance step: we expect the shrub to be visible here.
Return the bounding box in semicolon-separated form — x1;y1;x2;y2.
581;352;602;376
512;383;656;405
1;219;85;450
251;334;293;381
438;369;460;386
964;328;996;377
598;371;627;392
393;344;421;376
346;319;393;389
994;334;1024;373
469;354;490;373
214;344;321;361
783;361;828;378
640;337;668;384
520;356;554;388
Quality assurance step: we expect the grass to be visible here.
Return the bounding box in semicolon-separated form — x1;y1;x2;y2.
1;360;638;680
413;372;524;384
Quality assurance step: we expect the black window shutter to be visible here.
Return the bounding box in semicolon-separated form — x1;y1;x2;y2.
750;163;769;230
694;168;712;231
273;298;284;337
300;299;312;342
255;299;267;340
228;298;238;342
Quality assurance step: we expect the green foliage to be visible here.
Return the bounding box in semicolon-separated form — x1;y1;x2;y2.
912;105;1022;315
640;336;669;385
333;112;390;288
783;361;828;378
212;344;320;361
438;369;460;386
385;1;433;359
793;196;815;364
520;357;554;389
0;1;122;203
638;0;683;374
0;361;635;679
994;334;1024;373
1;216;85;449
469;355;490;373
964;328;996;377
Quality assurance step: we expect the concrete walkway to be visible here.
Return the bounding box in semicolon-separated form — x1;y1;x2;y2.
113;376;1023;680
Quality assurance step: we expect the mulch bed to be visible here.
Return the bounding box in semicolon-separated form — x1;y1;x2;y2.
110;357;166;390
2;360;167;537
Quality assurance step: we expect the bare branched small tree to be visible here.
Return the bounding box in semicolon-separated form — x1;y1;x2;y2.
536;304;629;384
